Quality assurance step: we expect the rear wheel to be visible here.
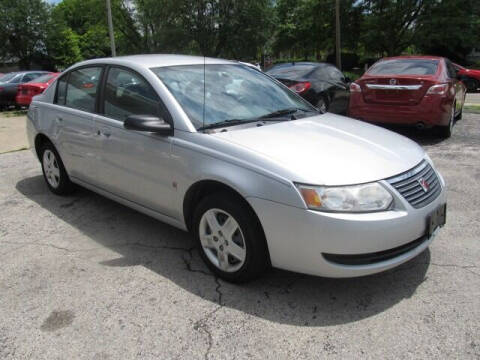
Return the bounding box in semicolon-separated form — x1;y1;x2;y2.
316;96;329;113
439;103;455;139
193;192;269;283
40;142;74;195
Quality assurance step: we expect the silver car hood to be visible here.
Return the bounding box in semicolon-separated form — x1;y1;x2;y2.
213;114;425;185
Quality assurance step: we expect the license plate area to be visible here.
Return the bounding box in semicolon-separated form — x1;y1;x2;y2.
427;203;446;237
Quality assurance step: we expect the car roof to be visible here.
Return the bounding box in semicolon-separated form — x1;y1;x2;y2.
270;62;333;68
73;54;235;69
379;55;444;62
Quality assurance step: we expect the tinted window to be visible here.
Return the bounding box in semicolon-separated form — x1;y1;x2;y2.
29;74;55;84
153;64;315;129
369;59;439;75
56;76;68;105
9;74;23;83
104;67;160;121
267;64;316;79
320;66;344;82
445;60;457;78
65;67;102;112
23;73;41;82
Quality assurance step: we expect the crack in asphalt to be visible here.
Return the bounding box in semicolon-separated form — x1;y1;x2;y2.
182;247;224;360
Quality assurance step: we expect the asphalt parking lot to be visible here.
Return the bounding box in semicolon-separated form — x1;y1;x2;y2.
1;113;479;359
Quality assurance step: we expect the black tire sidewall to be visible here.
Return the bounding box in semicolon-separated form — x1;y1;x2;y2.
192;192;269;283
40;142;74;195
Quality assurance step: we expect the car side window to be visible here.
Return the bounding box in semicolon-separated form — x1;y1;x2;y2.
10;75;22;84
445;60;457;79
325;66;345;83
103;67;162;121
55;76;68;105
22;74;35;82
65;67;102;113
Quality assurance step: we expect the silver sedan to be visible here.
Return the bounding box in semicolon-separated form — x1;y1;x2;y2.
26;55;447;282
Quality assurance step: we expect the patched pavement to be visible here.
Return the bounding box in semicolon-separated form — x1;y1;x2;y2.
0;114;479;359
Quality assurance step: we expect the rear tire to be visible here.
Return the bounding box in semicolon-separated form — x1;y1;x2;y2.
438;103;455;139
40;141;75;195
193;192;269;283
316;96;329;113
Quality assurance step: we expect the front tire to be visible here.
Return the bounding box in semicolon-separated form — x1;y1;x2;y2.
193;192;269;283
40;142;74;195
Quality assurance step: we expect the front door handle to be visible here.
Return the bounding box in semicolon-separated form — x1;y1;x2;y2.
97;130;111;138
56;116;63;122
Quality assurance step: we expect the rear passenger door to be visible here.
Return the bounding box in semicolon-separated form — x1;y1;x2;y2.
51;66;103;184
94;66;176;217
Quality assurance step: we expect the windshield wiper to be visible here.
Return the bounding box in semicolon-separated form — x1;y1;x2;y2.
198;117;288;131
259;107;317;119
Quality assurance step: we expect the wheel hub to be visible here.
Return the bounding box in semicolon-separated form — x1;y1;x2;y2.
199;208;247;272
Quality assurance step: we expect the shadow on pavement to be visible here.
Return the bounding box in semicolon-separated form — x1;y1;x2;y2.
16;175;431;327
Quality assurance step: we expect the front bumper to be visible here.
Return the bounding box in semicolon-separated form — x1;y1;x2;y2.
248;174;446;278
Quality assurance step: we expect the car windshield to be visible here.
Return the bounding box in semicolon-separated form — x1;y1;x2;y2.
0;73;18;82
152;64;316;130
266;64;316;79
369;59;439;75
28;74;55;83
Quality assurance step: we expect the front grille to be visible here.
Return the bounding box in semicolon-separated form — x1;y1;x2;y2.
386;160;441;208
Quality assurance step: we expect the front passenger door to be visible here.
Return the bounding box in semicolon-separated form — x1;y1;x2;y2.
94;66;176;218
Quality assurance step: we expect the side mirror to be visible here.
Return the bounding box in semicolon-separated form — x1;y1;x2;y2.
124;115;173;135
344;77;351;83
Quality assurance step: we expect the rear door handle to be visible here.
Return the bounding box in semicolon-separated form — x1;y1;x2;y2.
56;116;63;122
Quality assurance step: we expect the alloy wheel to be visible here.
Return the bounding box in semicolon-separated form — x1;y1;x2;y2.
198;208;247;272
43;149;60;188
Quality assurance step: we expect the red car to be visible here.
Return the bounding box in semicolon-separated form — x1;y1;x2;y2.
15;72;60;107
454;63;480;92
348;56;466;138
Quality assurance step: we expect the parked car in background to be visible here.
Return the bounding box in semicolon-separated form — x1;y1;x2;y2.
27;55;446;282
0;71;50;110
348;56;466;138
266;62;350;114
453;63;480;92
16;72;60;107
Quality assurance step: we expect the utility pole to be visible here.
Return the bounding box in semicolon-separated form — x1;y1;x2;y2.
106;0;116;57
335;0;341;70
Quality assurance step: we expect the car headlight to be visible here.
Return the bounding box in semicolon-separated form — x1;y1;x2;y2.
296;182;393;213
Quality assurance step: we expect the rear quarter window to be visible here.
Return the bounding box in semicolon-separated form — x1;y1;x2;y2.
267;65;316;79
369;59;439;76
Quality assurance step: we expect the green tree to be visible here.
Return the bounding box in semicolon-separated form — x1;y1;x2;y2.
360;0;433;57
0;0;50;69
273;0;363;62
134;0;274;60
46;0;141;69
415;0;480;63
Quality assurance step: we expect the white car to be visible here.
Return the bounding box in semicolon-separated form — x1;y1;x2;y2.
27;55;447;282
